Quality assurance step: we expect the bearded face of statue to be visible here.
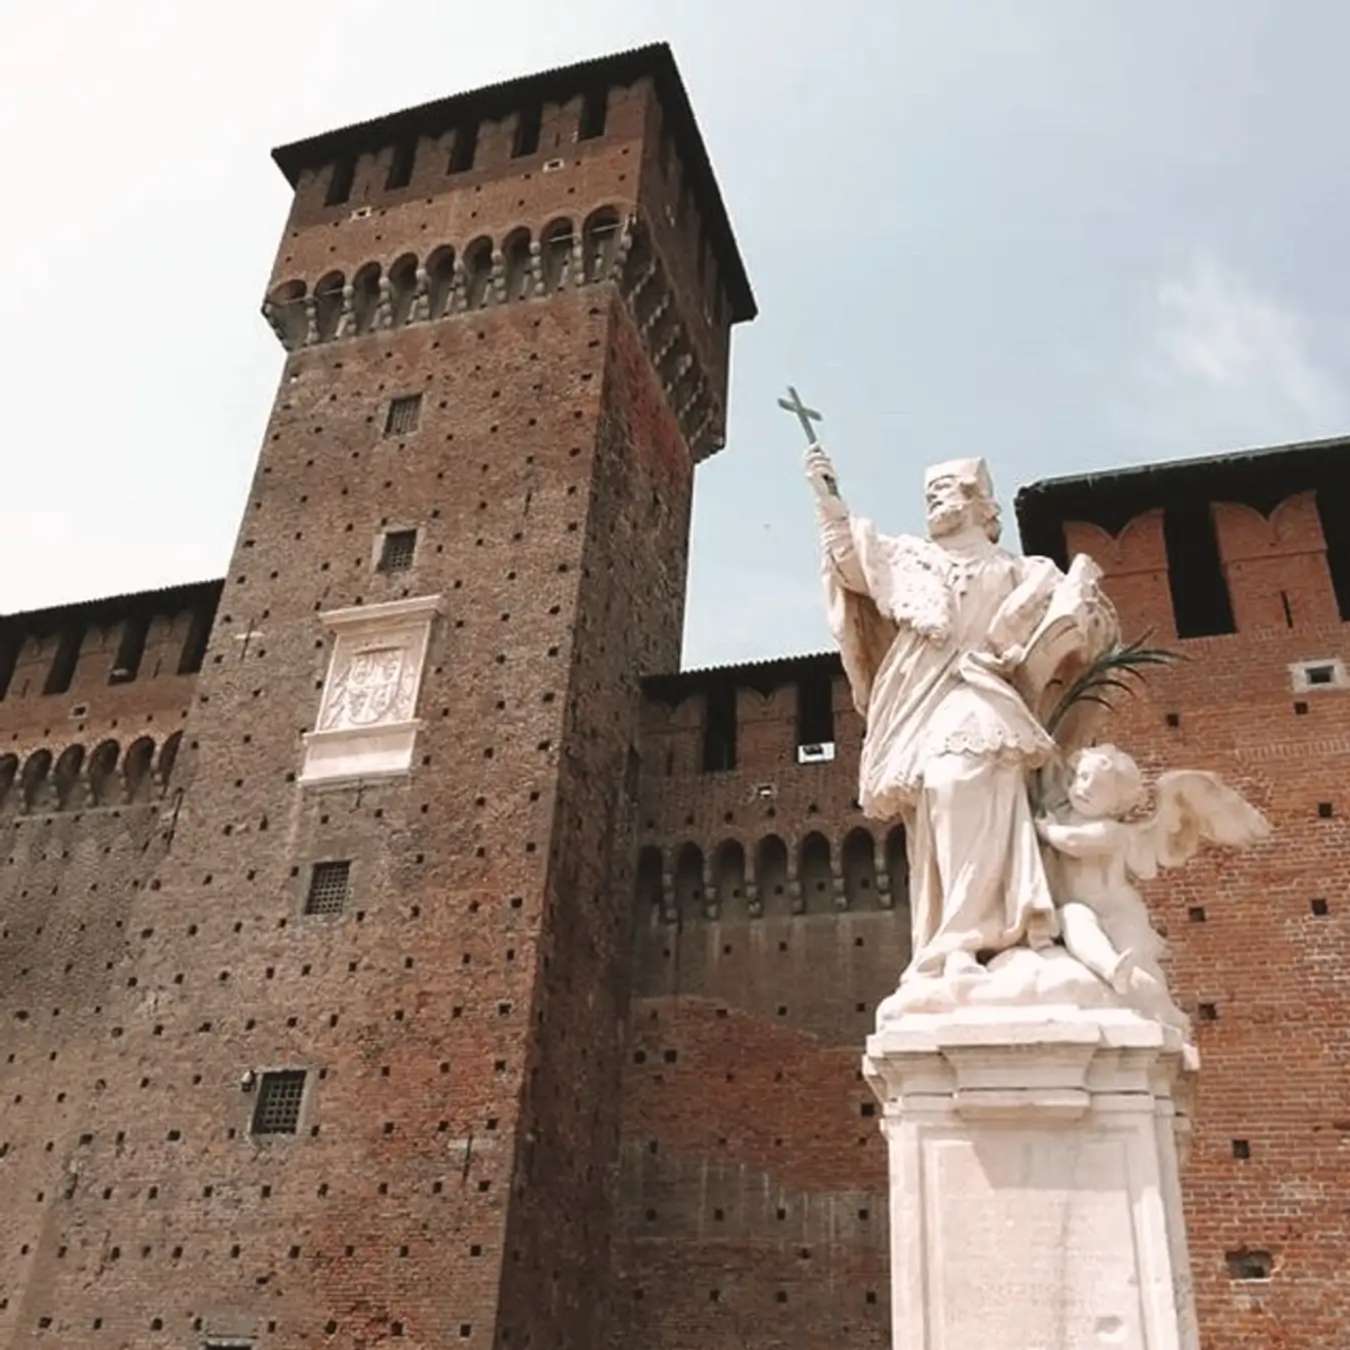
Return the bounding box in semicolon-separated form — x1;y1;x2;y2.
924;476;968;537
925;475;1001;542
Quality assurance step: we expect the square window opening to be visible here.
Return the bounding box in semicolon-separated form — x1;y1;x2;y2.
251;1070;307;1135
378;530;418;574
1290;657;1347;692
796;741;836;765
385;393;422;437
1225;1248;1273;1281
305;860;351;915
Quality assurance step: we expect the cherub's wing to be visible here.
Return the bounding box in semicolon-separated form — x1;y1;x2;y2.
1127;771;1272;878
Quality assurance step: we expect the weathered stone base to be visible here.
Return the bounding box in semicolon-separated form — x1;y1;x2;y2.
864;1007;1198;1350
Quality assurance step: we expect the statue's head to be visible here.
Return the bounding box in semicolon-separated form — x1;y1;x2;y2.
1066;744;1144;819
923;458;1001;542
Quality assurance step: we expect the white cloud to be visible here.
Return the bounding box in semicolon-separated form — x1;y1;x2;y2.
1134;254;1348;449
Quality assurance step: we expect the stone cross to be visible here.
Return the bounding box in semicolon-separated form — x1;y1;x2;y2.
778;385;823;447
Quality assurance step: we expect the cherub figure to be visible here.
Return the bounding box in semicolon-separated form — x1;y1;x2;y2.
1036;745;1271;1024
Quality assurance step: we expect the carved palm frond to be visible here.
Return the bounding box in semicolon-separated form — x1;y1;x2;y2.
1044;634;1181;738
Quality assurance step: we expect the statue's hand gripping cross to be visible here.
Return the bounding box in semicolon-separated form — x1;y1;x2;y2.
779;384;840;498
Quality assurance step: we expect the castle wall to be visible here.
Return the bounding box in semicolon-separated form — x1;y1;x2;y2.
0;588;206;1350
1064;498;1350;1349
611;479;1349;1350
0;48;751;1350
609;667;895;1348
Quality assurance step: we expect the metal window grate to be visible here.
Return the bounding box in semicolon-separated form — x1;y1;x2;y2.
305;860;350;915
251;1070;306;1135
384;393;422;436
378;530;417;573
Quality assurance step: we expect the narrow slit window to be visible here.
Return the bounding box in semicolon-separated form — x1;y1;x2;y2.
512;103;542;158
43;624;84;696
385;393;422;436
1315;486;1350;621
796;671;835;762
578;87;607;140
378;530;417;574
385;137;416;191
1163;501;1235;638
251;1070;307;1135
109;613;150;685
701;681;737;772
0;632;18;702
305;860;351;915
325;156;355;206
178;603;213;675
448;123;478;173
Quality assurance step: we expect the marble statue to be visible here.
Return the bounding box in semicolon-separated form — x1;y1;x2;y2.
797;424;1281;1350
806;444;1270;1024
806;446;1118;982
1037;744;1271;1025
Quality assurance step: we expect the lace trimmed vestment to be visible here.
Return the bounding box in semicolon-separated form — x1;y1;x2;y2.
820;512;1060;819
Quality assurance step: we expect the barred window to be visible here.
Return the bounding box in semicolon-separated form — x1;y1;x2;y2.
378;530;417;574
384;393;422;436
251;1070;306;1135
305;860;351;915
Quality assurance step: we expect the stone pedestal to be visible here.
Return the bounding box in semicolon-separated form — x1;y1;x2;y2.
863;1007;1198;1350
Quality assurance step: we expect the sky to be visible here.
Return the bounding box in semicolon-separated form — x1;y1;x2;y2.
2;0;1348;667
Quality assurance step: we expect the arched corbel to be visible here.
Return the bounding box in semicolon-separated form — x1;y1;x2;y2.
875;836;893;909
702;856;718;921
410;266;431;323
335;284;356;339
373;277;394;330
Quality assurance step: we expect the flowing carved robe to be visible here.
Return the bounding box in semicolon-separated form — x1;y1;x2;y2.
821;512;1064;975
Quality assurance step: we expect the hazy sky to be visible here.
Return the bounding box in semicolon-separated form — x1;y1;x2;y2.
3;1;1348;666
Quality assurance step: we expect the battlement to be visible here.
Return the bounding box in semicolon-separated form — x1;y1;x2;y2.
0;578;221;711
271;43;752;321
263;44;754;462
642;651;849;774
0;580;216;820
1016;434;1350;639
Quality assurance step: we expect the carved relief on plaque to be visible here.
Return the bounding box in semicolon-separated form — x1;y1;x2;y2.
300;595;443;786
318;645;417;731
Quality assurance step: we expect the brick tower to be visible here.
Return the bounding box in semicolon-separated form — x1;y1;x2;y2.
0;43;753;1350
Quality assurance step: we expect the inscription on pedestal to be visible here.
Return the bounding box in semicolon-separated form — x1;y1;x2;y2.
926;1129;1143;1348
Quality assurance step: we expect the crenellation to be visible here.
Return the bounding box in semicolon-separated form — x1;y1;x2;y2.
1212;492;1342;632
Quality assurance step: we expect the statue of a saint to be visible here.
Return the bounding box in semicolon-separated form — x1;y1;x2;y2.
807;447;1116;984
